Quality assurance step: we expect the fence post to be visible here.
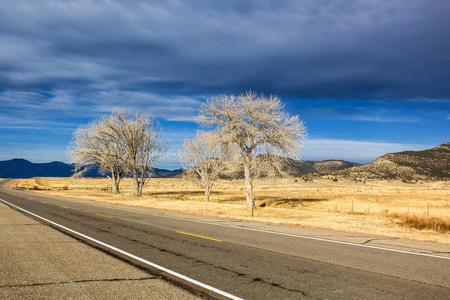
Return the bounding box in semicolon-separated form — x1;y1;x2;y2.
427;202;430;217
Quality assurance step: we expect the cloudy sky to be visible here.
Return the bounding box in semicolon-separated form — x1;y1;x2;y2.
0;0;449;168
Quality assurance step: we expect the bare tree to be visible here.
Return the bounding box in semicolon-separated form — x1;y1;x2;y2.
178;131;229;202
106;111;165;196
200;91;306;208
71;115;126;193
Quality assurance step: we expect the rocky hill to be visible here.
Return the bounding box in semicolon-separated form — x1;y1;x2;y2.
338;142;450;180
307;160;360;174
286;159;360;176
219;156;359;178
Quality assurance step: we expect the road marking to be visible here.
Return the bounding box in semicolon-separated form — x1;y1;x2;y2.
96;213;113;219
42;201;80;211
98;205;450;261
0;198;243;300
176;231;222;242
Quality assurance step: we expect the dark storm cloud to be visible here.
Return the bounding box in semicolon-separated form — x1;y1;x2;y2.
0;0;449;99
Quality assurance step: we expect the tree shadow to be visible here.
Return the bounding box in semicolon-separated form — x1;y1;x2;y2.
259;197;328;208
144;190;204;196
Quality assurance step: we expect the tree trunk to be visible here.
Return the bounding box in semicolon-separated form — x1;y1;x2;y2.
115;175;121;193
112;180;119;193
204;184;211;202
138;181;143;196
111;169;120;193
133;176;141;196
244;155;254;208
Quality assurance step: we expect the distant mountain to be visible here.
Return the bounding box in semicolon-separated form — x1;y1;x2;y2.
7;142;447;180
287;159;360;176
0;158;182;179
151;168;183;178
218;156;359;178
0;159;75;178
338;142;450;180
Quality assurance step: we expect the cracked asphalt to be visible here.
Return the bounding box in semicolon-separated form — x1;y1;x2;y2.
1;181;449;299
0;201;200;299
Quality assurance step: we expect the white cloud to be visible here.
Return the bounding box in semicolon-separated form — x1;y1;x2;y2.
90;90;202;122
0;89;202;123
348;115;420;123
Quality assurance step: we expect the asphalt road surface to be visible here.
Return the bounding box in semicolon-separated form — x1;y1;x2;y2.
1;181;449;299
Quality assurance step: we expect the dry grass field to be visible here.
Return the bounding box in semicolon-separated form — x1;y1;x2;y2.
11;176;450;244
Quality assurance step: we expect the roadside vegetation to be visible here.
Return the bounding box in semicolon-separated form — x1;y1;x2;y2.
389;214;450;233
11;177;450;244
71;91;306;211
178;130;229;202
197;91;306;208
71;111;164;196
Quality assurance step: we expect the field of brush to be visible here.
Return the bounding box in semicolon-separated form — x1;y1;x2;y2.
11;176;450;244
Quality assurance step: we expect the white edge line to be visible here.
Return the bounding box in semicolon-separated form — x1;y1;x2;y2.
0;198;244;300
100;205;450;261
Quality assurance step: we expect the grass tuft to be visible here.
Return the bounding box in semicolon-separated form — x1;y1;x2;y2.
399;215;450;233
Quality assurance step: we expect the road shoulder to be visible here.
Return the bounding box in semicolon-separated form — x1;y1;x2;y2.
0;202;199;300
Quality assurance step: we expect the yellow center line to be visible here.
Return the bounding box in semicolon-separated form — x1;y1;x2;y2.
96;213;113;219
176;231;222;242
41;201;47;204
60;205;69;209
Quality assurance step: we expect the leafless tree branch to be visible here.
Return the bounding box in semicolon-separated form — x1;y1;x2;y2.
200;91;307;208
178;130;229;202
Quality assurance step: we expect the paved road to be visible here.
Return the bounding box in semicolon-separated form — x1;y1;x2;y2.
1;181;449;299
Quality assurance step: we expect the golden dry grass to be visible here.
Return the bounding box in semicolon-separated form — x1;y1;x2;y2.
11;176;450;244
392;214;450;233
